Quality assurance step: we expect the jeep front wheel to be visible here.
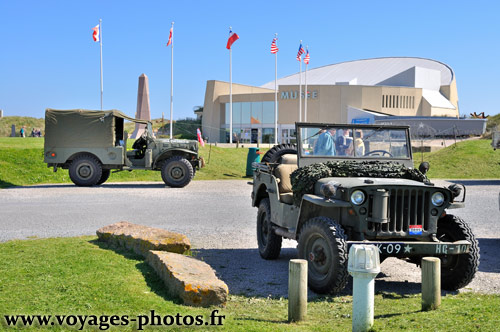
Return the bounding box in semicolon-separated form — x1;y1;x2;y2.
161;156;194;188
436;214;480;291
96;169;111;185
256;198;282;259
69;154;103;186
298;217;349;294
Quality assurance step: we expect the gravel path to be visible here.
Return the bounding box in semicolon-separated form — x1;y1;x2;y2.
1;179;499;297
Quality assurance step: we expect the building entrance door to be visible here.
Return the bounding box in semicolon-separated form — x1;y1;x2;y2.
251;128;258;143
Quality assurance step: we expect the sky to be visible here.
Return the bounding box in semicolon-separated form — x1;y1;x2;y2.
1;0;499;120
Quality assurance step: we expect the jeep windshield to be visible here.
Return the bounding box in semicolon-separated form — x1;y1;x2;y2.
297;123;412;163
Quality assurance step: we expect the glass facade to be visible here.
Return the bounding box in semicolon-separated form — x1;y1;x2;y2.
222;101;279;143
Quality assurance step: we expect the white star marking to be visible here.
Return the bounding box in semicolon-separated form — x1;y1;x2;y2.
404;245;412;253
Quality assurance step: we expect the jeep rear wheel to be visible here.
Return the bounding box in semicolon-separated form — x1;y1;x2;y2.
436;214;479;291
161;156;194;188
256;198;282;259
69;154;102;186
298;217;349;294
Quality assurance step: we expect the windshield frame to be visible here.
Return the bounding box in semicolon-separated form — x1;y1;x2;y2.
296;122;413;167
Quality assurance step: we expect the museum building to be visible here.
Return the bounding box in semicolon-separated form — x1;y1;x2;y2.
201;57;460;144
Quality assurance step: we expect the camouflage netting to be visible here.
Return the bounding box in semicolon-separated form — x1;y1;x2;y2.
290;161;430;206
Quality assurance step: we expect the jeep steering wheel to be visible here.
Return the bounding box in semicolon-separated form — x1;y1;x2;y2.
364;150;393;157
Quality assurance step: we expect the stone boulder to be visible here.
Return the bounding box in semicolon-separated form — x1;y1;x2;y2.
96;221;190;257
147;251;228;307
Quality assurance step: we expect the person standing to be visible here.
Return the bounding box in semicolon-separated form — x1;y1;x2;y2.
313;128;336;155
336;129;351;156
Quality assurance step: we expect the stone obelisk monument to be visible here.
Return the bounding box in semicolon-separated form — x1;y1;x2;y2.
130;74;151;138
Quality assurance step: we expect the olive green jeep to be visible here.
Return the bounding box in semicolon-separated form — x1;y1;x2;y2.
251;122;479;294
44;109;202;187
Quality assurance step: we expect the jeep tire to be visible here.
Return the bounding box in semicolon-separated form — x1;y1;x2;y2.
161;156;194;188
298;217;349;294
69;154;103;187
257;198;282;259
261;143;297;164
436;214;479;291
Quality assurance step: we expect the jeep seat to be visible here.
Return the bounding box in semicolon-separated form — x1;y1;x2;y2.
274;163;298;204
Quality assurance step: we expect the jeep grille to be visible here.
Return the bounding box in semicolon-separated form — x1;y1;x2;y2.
367;188;431;235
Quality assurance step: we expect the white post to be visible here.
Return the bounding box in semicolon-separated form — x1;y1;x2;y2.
170;22;174;139
229;27;233;144
99;19;103;111
348;245;380;332
274;33;278;145
288;259;307;322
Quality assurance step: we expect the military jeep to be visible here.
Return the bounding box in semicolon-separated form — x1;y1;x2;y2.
251;122;479;294
44;109;202;187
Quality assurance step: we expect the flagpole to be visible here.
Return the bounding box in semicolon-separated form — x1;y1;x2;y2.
170;22;174;139
274;33;278;145
229;27;233;144
304;46;308;122
99;19;103;111
298;40;302;122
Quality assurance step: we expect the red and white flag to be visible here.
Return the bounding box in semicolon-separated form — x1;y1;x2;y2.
270;37;278;54
197;128;205;147
92;24;100;42
166;26;173;46
226;29;239;49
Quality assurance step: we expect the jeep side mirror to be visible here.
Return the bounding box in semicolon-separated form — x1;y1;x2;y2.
419;162;430;174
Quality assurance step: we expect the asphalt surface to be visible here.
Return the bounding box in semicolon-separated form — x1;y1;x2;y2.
1;179;499;297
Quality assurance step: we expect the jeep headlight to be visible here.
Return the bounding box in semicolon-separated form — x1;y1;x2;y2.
351;190;366;205
431;192;445;206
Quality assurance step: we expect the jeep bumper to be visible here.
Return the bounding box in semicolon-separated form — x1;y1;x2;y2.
347;240;471;256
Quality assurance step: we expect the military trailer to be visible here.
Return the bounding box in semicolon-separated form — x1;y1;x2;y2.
251;122;479;294
44;109;202;187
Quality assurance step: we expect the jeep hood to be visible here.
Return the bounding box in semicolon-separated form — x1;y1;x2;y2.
315;177;433;192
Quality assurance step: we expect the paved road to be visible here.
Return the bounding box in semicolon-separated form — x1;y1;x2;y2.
1;180;499;296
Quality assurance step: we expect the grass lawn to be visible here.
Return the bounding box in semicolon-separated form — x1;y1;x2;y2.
0;237;498;331
1;137;499;188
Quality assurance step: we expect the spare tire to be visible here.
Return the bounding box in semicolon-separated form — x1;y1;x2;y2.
261;143;297;164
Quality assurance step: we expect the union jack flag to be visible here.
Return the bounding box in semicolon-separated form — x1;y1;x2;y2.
270;38;278;54
304;49;310;65
296;43;305;61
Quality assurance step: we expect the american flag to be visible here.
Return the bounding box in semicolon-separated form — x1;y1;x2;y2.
92;24;100;42
166;26;173;46
270;38;278;54
304;49;310;65
296;43;305;61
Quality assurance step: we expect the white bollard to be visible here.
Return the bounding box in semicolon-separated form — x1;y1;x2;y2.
348;245;381;332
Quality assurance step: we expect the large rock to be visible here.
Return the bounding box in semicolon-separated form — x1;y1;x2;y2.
147;250;228;307
96;221;190;257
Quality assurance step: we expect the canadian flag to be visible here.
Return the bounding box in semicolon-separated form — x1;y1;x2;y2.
92;25;100;42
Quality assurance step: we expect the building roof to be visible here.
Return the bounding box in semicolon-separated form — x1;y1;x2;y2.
261;57;454;90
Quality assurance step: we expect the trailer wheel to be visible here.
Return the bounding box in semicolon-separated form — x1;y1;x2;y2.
297;217;349;294
256;198;282;259
436;214;479;291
